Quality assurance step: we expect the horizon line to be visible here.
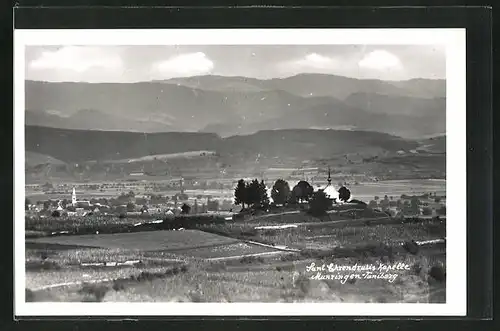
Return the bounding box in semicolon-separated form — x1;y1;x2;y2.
24;72;447;84
24;124;447;140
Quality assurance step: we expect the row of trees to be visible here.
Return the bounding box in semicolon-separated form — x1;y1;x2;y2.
234;178;352;211
234;179;270;209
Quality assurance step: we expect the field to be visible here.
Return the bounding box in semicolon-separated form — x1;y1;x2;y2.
25;178;445;205
25;206;446;303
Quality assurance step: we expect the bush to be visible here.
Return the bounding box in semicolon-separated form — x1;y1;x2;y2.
25;289;35;302
350;199;367;206
428;264;446;282
422;207;433;216
308;190;332;216
78;284;109;302
437;205;446;216
403;240;419;255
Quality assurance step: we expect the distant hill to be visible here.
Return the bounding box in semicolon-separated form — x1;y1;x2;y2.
25;151;66;167
164;74;445;99
345;93;445;118
389;78;446;100
26;74;446;138
416;135;446;153
25;125;418;164
25;109;175;132
25;125;222;163
202;100;445;139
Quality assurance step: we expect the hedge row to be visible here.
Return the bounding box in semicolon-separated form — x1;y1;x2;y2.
25;214;229;237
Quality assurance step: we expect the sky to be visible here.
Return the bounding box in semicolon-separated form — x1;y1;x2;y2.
25;45;446;82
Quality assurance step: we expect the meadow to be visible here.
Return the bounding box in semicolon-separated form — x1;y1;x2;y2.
25;205;446;303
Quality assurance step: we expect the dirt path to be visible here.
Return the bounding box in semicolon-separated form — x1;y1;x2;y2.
254;216;393;229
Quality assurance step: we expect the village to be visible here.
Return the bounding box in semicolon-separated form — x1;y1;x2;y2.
25;168;446;221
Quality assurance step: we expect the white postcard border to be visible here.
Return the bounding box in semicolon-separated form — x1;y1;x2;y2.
14;28;466;316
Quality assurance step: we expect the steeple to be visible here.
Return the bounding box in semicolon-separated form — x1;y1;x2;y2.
72;187;77;206
323;166;337;200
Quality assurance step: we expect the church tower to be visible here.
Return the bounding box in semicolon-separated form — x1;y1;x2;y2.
323;166;337;201
72;187;77;206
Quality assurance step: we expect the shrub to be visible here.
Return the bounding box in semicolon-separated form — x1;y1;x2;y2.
25;289;35;302
437;205;446;216
78;284;109;302
428;264;446;282
308;190;332;216
422;207;433;216
338;186;351;202
403;240;419;255
350;199;367;206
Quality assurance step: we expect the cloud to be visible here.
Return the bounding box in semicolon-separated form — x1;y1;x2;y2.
286;53;340;70
29;46;123;72
153;52;214;77
358;50;403;70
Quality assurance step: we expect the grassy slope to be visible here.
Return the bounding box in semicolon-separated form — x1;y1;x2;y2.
27;245;446;303
25;208;446;303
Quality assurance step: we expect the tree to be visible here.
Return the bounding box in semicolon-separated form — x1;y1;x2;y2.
422;207;433;216
368;200;378;208
51;210;61;217
434;197;442;203
181;203;191;214
258;180;270;209
207;199;219;211
126;202;136;212
292;181;314;203
271;179;290;205
437;205;446;216
309;190;333;216
338;186;351;202
246;179;261;207
410;197;420;214
25;198;31;211
374;196;380;201
43;201;50;210
194;200;199;214
379;198;389;209
136;197;147;205
234;179;247;209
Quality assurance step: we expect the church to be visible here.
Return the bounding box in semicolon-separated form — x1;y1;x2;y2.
69;187;91;208
319;167;339;201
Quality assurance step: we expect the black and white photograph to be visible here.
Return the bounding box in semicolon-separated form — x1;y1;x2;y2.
14;29;466;316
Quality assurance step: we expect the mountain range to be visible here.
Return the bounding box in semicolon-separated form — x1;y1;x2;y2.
25;73;446;139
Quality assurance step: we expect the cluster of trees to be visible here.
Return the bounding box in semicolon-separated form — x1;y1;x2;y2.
234;179;270;209
234;178;352;214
